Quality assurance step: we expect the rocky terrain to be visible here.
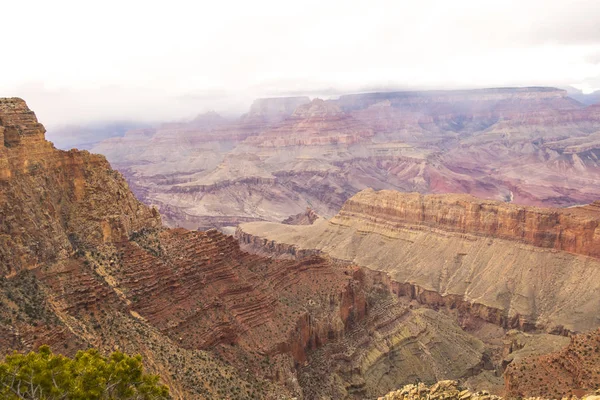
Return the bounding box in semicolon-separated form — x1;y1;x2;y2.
87;87;600;231
238;189;600;332
0;98;543;399
378;379;600;400
4;98;600;399
504;328;600;398
237;188;600;396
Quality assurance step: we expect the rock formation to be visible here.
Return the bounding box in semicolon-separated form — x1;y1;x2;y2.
378;379;600;400
236;189;600;396
504;328;600;398
333;190;600;258
0;98;161;276
282;208;320;225
237;189;600;333
243;98;373;147
8;94;597;398
88;87;600;230
12;97;600;398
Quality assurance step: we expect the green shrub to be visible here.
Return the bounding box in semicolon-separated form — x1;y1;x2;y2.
0;345;169;399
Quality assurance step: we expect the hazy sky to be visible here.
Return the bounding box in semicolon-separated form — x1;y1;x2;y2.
3;0;600;126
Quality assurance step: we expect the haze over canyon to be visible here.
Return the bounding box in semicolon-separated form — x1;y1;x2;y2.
77;87;600;232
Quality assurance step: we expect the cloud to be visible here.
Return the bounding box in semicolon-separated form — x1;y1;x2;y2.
2;0;600;125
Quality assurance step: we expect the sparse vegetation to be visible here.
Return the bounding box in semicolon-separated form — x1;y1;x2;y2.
0;345;169;400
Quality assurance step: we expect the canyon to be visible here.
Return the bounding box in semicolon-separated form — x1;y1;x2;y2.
236;188;600;397
87;87;600;231
3;98;600;399
0;99;517;398
237;189;600;333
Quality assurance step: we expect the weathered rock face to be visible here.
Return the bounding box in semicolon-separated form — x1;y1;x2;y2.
237;189;600;333
0;99;161;276
378;379;600;400
334;189;600;258
0;98;47;148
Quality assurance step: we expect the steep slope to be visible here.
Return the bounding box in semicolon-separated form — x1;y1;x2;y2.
504;328;600;398
0;98;161;276
237;189;600;333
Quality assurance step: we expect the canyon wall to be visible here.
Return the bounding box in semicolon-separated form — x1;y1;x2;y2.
0;98;161;276
237;189;600;333
90;87;600;230
333;189;600;258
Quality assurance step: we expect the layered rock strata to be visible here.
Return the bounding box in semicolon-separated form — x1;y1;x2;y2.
333;189;600;258
0;98;160;276
237;189;600;332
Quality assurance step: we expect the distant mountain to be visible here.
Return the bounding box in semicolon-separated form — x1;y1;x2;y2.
564;86;600;105
91;87;600;231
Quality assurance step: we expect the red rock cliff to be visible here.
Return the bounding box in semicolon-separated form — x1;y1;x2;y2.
333;189;600;259
0;98;161;276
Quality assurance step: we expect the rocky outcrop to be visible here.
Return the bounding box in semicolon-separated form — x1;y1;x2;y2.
0;98;161;276
282;208;320;225
333;189;600;258
378;380;600;400
378;380;502;400
237;190;600;332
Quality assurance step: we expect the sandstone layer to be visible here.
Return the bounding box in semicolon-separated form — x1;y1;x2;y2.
237;189;600;333
334;190;600;258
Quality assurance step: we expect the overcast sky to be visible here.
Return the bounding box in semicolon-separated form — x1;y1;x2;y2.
3;0;600;126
